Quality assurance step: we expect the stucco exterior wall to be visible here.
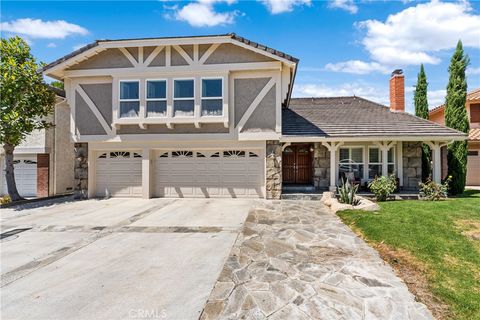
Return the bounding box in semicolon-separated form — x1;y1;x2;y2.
242;86;276;132
171;48;188;66
402;142;422;190
117;123;229;134
67;49;133;70
54;102;75;194
234;77;270;127
80;83;112;129
205;44;274;64
75;92;107;135
148;49;166;67
17;129;46;149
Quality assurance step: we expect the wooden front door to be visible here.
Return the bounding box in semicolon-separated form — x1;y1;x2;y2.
282;145;312;184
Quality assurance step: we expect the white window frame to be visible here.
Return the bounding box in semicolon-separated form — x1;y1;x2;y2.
145;79;167;118
387;147;396;175
368;147;383;179
201;77;224;117
338;146;365;181
173;78;195;118
119;79;140;118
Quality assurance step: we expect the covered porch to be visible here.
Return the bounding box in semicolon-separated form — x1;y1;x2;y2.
279;138;450;193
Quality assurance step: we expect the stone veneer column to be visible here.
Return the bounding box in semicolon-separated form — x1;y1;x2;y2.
266;140;282;199
74;143;88;199
402;142;422;191
313;143;330;190
36;154;49;198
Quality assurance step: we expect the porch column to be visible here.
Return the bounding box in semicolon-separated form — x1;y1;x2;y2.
426;141;446;184
142;148;152;199
322;141;344;192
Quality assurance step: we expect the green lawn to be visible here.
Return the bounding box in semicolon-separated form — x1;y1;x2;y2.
337;190;480;320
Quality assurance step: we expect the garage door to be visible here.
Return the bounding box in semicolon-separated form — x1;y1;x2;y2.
155;149;264;198
1;155;37;197
467;149;480;186
96;151;142;197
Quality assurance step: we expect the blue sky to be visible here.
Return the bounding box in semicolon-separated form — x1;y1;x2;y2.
1;0;479;114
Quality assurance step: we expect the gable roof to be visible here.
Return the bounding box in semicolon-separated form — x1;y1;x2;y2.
41;33;298;73
283;96;465;140
429;87;480;115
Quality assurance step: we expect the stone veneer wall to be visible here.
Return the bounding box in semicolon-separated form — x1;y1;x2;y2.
74;143;88;199
313;143;330;190
266;140;282;199
402;142;422;191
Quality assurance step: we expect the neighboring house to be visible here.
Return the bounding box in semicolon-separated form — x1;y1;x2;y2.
41;33;465;199
0;86;75;197
429;88;480;186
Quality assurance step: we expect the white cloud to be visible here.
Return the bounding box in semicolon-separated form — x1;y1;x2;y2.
0;18;88;39
293;82;389;106
328;0;358;14
169;0;237;27
427;89;446;108
357;0;480;65
73;43;87;51
467;67;480;75
47;42;56;48
324;60;390;74
260;0;311;14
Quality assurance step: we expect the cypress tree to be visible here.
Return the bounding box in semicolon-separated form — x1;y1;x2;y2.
445;40;470;195
414;64;431;181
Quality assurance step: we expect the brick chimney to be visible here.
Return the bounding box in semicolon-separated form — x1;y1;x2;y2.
390;69;405;112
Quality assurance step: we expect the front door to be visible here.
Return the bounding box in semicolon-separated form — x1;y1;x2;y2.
282;145;312;184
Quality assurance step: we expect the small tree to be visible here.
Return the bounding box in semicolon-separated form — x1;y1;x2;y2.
414;64;431;181
445;40;469;195
50;81;64;90
0;37;55;201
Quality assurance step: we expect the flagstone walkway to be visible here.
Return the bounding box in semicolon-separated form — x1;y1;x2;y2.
200;200;432;320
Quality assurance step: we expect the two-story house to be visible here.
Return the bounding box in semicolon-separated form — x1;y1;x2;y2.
42;34;465;199
429;88;480;186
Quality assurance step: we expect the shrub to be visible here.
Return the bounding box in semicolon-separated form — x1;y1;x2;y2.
368;175;397;202
419;176;452;201
337;179;360;205
1;195;12;205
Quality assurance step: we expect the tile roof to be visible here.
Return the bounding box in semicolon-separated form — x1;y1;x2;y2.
283;96;466;138
469;128;480;141
41;33;298;72
429;87;480;114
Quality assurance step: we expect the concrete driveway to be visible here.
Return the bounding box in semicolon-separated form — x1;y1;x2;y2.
1;198;255;320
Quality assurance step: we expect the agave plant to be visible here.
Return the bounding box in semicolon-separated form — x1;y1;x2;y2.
337;179;360;206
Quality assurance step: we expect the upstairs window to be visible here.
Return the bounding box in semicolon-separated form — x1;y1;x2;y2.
146;80;167;117
471;104;480;123
119;81;139;118
201;78;223;116
174;79;194;117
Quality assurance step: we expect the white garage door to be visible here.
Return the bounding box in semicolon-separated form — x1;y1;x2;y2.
1;155;37;197
96;151;142;197
155;149;264;198
467;149;480;186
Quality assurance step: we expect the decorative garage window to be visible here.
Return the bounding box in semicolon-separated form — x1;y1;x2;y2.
24;160;37;164
211;152;220;158
146;80;167;118
173;79;194;117
98;153;107;159
223;150;246;158
159;152;169;158
249;152;259;157
133;153;142;158
110;151;130;158
119;81;140;118
13;160;21;164
172;151;193;157
201;78;223;116
468;150;479;156
196;152;206;157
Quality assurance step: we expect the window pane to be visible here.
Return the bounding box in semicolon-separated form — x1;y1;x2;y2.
369;148;380;163
120;101;139;118
339;149;349;161
120;81;139;99
369;164;382;179
351;148;363;163
202;79;222;97
201;99;223;116
147;101;167;117
147;81;166;99
388;148;395;163
174;100;194;117
174;80;194;98
388;164;395;175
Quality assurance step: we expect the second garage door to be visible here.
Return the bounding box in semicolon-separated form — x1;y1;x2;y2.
155;149;264;198
96;151;142;197
467;149;480;186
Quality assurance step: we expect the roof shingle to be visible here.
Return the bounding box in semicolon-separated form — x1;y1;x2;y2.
283;96;465;138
